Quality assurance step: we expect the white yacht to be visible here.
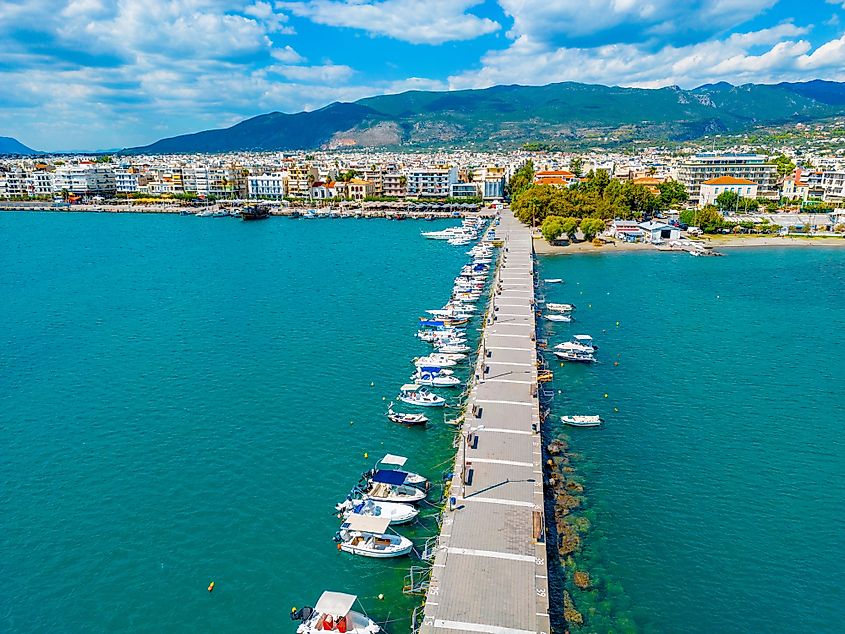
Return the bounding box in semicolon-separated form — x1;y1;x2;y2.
336;498;419;526
334;515;413;558
397;384;446;407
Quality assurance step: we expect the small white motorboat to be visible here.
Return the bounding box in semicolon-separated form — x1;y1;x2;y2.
356;469;427;503
386;403;429;426
544;278;564;284
415;355;458;368
436;343;470;354
562;415;603;427
546;303;576;312
397;384;446;407
292;591;380;634
553;349;596;363
545;314;572;322
336;498;419;525
413;369;461;387
367;454;428;488
555;334;598;353
334;515;413;558
437;352;467;361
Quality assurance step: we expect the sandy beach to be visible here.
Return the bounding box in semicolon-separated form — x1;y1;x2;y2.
533;234;845;255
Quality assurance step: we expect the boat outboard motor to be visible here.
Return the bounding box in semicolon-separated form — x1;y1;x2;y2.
333;531;343;543
291;606;314;621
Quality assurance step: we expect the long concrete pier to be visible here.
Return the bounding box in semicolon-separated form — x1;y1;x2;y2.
419;211;550;634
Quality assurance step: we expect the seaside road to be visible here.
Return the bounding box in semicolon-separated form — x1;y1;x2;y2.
420;211;550;634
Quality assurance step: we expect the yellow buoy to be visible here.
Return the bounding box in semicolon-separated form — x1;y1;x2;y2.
378;593;385;600
603;393;608;398
614;407;619;413
370;382;374;387
208;581;215;593
616;321;620;326
364;452;369;459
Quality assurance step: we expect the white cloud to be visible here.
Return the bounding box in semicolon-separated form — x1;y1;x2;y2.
271;63;354;82
280;0;500;44
271;45;305;62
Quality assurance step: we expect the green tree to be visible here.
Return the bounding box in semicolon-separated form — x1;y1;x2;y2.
561;217;580;241
540;216;565;243
507;161;535;198
657;180;688;208
772;154;796;177
715;190;740;211
569;157;583;177
579;217;606;240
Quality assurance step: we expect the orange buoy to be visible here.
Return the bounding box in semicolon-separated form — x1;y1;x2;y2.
337;543;342;551
208;581;215;593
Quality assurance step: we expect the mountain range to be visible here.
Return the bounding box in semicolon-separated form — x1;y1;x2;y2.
116;79;845;154
0;136;39;155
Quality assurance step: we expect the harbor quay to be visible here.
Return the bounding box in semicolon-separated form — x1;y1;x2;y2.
419;210;551;634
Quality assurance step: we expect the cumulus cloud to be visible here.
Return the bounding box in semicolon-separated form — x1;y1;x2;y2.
279;0;500;45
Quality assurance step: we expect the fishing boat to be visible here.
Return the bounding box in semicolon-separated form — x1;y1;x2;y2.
195;209;214;217
545;314;572;322
334;515;413;558
240;205;271;221
547;303;576;312
413;368;461;387
336;498;419;525
212;209;229;217
397;384;446;407
386;403;429;426
365;454;428;488
544;278;564;284
292;591;380;634
562;415;603;427
355;469;427;503
302;210;318;219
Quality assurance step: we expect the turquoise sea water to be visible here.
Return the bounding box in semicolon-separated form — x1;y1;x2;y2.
2;214;844;633
0;213;470;633
537;248;845;633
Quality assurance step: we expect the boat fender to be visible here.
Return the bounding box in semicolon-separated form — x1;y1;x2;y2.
336;543;342;551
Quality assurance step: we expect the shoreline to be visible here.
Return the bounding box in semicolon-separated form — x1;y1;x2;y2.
533;235;845;255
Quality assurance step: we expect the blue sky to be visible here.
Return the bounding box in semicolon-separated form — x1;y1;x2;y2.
1;0;845;151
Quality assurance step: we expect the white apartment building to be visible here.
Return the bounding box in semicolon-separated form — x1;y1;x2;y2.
677;153;777;204
114;169;141;194
382;172;406;198
248;173;286;199
820;171;845;202
52;164;116;195
406;167;458;198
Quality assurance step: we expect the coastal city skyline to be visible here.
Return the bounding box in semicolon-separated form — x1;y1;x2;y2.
2;0;845;151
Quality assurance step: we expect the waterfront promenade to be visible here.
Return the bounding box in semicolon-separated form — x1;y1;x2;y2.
420;211;550;634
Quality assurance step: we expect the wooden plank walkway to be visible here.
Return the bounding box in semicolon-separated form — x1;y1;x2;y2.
419;211;550;634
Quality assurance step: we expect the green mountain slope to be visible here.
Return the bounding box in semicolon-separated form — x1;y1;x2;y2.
123;80;845;154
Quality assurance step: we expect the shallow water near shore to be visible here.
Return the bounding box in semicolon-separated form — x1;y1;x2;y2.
537;248;845;633
0;213;470;633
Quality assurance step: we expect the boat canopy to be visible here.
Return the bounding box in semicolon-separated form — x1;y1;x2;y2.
419;366;443;374
400;383;420;392
344;513;391;534
372;469;409;485
381;454;408;467
314;591;357;617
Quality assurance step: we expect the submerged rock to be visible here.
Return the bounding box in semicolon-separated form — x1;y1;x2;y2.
573;571;590;589
564;591;584;626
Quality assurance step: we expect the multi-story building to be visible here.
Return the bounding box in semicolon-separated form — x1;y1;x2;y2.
341;178;374;200
285;164;320;198
114;168;141;194
450;182;480;198
52;163;116;195
677;153;777;204
406;167;458;198
24;171;54;197
382;172;406;198
820;171;845;203
698;176;758;208
248;173;286;199
362;169;384;196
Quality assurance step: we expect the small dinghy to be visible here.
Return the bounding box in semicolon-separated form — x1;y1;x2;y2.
397;384;446;407
356;469;427;503
386;403;428;426
334;515;413;558
545;314;572;322
562;415;603;427
292;591;380;634
546;303;576;312
336;498;419;526
544;278;564;284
